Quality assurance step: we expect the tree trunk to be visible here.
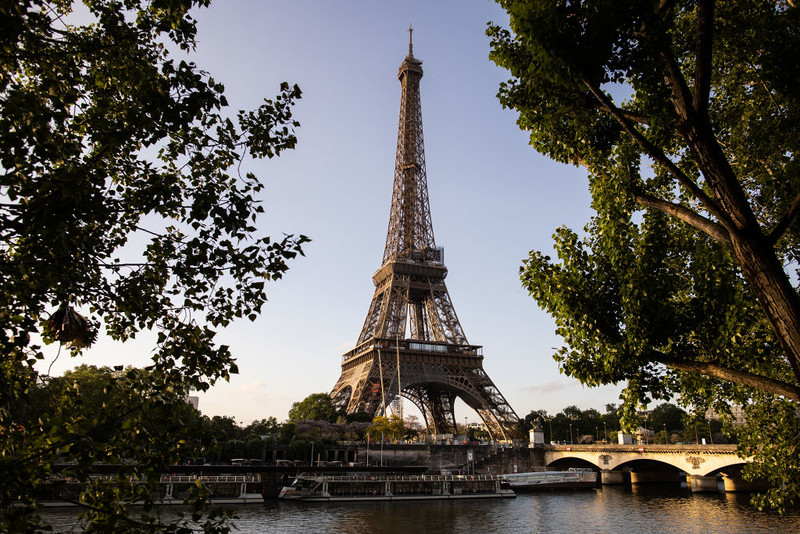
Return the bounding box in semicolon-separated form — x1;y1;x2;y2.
688;126;800;384
681;94;800;385
730;231;800;382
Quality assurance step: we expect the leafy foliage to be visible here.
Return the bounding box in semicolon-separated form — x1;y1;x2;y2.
288;393;339;423
647;403;687;435
367;415;406;443
1;0;307;530
5;365;214;532
294;420;370;444
490;0;799;510
735;396;800;511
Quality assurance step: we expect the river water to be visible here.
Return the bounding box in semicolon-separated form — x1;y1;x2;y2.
40;486;800;533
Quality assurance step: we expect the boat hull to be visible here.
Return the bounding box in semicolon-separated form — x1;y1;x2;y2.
278;490;516;502
505;482;596;491
501;469;598;492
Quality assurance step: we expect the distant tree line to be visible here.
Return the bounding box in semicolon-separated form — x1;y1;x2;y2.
17;378;429;467
518;403;728;445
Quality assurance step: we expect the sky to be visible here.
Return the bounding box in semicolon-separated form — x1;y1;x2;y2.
43;0;623;425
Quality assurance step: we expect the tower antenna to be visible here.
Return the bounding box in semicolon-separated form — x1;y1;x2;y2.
408;25;413;57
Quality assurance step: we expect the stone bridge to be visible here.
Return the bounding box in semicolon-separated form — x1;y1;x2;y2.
542;444;757;492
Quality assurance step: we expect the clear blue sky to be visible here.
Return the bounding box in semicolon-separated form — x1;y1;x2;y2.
46;0;623;424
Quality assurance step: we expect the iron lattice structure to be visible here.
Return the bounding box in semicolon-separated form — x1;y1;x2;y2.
330;33;519;441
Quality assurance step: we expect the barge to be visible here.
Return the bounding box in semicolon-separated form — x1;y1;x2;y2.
278;473;516;501
500;468;597;491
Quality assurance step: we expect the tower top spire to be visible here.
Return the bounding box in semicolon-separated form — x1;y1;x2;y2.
408;25;413;57
386;31;431;264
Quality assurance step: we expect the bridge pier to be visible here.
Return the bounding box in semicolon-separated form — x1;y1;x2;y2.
629;470;681;485
721;473;770;493
600;470;625;485
687;475;719;493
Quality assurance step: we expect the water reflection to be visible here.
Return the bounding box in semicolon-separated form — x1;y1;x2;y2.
39;487;800;534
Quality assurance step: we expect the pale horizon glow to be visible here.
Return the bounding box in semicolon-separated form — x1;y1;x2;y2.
38;0;623;425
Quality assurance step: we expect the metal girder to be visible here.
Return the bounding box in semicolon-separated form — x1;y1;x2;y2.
331;342;520;441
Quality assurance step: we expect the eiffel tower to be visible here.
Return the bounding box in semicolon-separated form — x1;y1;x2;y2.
330;31;520;441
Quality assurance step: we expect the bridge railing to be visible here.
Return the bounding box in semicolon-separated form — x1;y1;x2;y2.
545;443;739;454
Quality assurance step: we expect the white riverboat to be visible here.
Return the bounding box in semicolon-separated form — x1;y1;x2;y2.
159;474;264;504
278;473;516;501
37;474;265;507
500;468;597;491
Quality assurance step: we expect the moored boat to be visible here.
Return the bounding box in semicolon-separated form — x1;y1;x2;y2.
36;474;265;507
500;468;597;491
277;473;516;501
159;474;264;504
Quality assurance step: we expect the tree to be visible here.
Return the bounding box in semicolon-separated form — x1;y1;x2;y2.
288;393;338;423
244;417;280;441
489;0;799;510
403;415;425;442
367;415;406;443
1;1;307;530
647;403;687;434
207;415;244;441
8;365;211;529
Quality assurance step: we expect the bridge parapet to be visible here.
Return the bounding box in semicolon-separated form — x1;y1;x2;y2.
545;443;738;454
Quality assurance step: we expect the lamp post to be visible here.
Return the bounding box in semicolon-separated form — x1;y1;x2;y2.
603;421;607;443
569;423;573;444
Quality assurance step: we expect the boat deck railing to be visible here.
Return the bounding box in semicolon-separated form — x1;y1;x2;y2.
302;474;500;483
160;475;261;483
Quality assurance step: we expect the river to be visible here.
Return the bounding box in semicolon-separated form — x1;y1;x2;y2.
39;485;800;533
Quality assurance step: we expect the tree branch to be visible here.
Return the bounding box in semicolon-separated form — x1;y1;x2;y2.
656;0;679;18
768;190;800;245
660;21;764;242
634;191;731;246
693;0;714;115
655;353;800;401
659;49;697;126
583;80;729;226
589;99;650;124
